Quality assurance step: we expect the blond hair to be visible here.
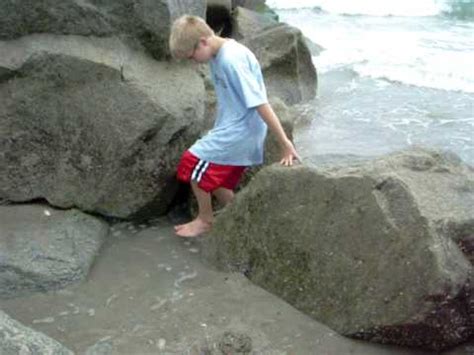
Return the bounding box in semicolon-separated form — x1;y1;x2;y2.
169;15;214;59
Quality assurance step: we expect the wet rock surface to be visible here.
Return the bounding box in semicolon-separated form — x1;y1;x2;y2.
0;35;204;219
205;148;474;350
0;310;73;355
0;219;432;354
0;204;108;299
0;0;206;59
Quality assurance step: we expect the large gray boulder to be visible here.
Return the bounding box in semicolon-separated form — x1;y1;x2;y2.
232;0;279;21
0;310;73;355
205;148;474;350
0;204;108;299
233;6;323;57
0;35;205;218
241;22;317;106
0;0;206;59
232;6;277;40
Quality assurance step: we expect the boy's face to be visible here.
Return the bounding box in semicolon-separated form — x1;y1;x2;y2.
187;38;212;63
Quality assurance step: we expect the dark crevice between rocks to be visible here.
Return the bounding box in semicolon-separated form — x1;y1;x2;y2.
165;127;188;147
126;175;181;224
0;197;53;209
164;182;192;226
137;30;167;60
0;67;16;83
207;5;233;38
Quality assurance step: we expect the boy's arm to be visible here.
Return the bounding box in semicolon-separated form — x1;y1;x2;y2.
257;103;301;166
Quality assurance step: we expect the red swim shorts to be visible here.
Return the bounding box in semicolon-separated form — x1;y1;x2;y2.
176;150;246;192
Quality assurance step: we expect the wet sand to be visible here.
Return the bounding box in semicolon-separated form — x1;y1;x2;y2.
0;218;456;354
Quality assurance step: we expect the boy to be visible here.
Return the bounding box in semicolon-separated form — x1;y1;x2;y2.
169;15;300;238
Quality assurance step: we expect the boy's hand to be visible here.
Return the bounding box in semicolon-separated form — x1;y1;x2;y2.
280;139;302;166
255;103;302;166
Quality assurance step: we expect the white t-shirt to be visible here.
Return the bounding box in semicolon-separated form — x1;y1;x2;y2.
189;40;268;166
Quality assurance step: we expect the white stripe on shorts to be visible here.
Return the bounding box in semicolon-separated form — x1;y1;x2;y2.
196;161;210;182
191;160;204;181
191;160;209;182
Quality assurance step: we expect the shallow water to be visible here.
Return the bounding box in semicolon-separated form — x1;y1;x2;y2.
0;219;438;354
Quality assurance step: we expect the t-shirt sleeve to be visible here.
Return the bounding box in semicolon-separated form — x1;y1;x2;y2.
224;58;268;109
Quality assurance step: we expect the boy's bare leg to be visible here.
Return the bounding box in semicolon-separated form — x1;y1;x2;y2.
175;181;213;237
212;187;234;206
174;187;234;231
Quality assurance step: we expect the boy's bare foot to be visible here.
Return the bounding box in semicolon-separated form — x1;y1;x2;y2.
174;211;222;232
175;218;212;238
174;223;186;232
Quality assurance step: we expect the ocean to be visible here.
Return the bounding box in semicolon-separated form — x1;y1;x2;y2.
266;0;474;166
